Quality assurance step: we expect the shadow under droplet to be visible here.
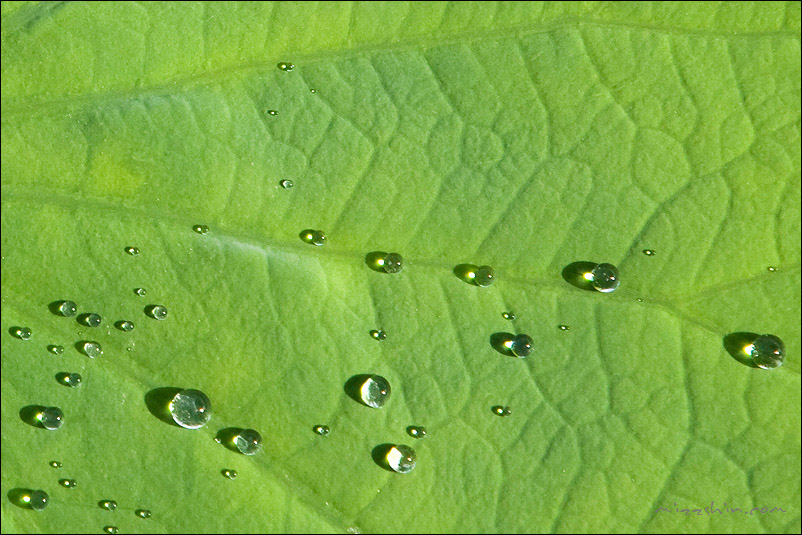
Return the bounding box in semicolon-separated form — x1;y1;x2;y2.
216;428;244;453
453;264;479;285
144;387;182;427
490;332;515;357
365;251;389;273
371;443;396;473
723;332;760;368
19;405;46;428
7;488;34;509
344;374;373;406
561;261;598;291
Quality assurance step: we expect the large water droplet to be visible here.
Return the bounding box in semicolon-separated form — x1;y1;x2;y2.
590;263;620;293
136;509;152;518
146;305;168;320
492;405;512;417
48;345;65;355
193;224;210;235
502;312;515;320
40;407;64;429
59;479;77;489
29;490;49;511
510;334;533;357
474;265;495;287
234;429;262;455
386;445;416;473
407;426;426;439
382;253;403;274
277;62;294;71
313;425;330;436
222;469;238;480
169;389;212;429
82;341;103;358
280;179;294;189
750;334;785;370
58;300;78;317
13;327;32;340
99;500;117;511
125;246;140;256
359;375;391;408
370;329;387;341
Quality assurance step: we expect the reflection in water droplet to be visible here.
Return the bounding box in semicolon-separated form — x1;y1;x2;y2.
386;445;416;473
193;225;210;235
82;341;103;358
642;249;656;256
474;265;495;287
40;407;64;429
235;429;262;455
510;334;534;358
49;461;62;468
125;246;140;256
359;375;391;408
558;325;570;331
169;389;212;429
370;330;387;341
223;469;238;480
382;253;403;274
48;345;65;355
750;334;785;370
314;425;330;436
407;426;426;439
136;509;152;518
277;62;294;71
147;305;168;320
502;312;515;320
29;490;49;511
100;500;117;511
280;179;294;189
134;288;147;297
492;405;512;417
13;327;32;340
590;263;620;293
58;300;78;317
59;478;77;489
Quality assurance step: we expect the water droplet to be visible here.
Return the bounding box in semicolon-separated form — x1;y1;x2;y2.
117;320;135;332
280;179;294;189
382;253;403;274
48;345;65;355
590;263;620;293
40;407;64;429
146;305;168;320
57;300;78;317
29;490;49;511
66;373;82;387
234;429;262;455
103;526;119;534
346;527;361;534
222;469;238;480
134;288;147;297
386;445;416;474
502;312;515;320
510;334;534;357
642;249;656;256
492;405;512;417
267;109;278;116
83;313;102;327
100;500;117;511
407;426;427;439
82;341;103;358
302;230;326;246
558;324;570;331
750;334;785;370
370;329;387;341
313;425;330;436
169;389;212;429
125;246;140;256
310;88;317;93
767;266;778;272
59;478;77;489
136;509;152;518
193;224;210;235
49;461;62;468
277;62;294;71
13;327;32;340
474;265;495;287
359;375;391;408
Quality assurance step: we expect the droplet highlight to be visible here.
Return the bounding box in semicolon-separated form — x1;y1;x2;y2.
48;345;65;355
302;230;326;246
277;62;294;71
407;426;426;439
370;329;387;341
103;526;119;534
222;469;238;480
267;109;278;116
100;500;117;511
750;334;785;370
234;429;262;455
590;263;620;293
767;266;778;272
49;461;62;469
169;389;212;429
193;224;210;235
558;324;570;331
136;509;152;518
502;312;515;321
386;445;416;474
492;405;512;417
59;479;77;489
642;249;656;256
359;375;391;408
313;425;330;436
125;246;140;256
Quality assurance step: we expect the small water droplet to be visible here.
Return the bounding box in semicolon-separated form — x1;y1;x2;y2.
642;249;656;256
49;461;62;468
66;373;83;387
103;526;119;534
359;375;391;408
48;345;65;355
136;509;151;518
193;224;210;235
222;469;238;480
370;329;387;341
40;407;64;429
116;320;135;332
492;405;512;417
83;313;102;327
277;62;294;71
125;246;140;256
407;426;426;439
558;324;570;331
750;334;785;370
57;300;78;317
511;334;533;357
382;253;403;274
267;109;278;116
100;500;117;511
234;429;262;455
169;389;212;429
59;478;77;489
310;88;317;93
29;490;49;511
767;266;778;272
386;445;416;473
82;341;103;358
280;179;294;189
314;425;330;436
474;265;495;287
636;298;643;302
590;263;620;293
502;312;515;320
134;288;147;297
13;327;32;340
146;305;168;320
302;230;325;246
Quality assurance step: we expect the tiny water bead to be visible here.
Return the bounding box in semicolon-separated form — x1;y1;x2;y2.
767;266;778;272
146;305;168;320
277;62;294;71
642;249;656;256
65;373;83;387
303;230;326;246
117;320;135;332
510;334;534;358
492;405;512;417
83;313;102;327
558;324;570;331
280;179;294;189
382;253;403;274
360;375;391;408
370;329;387;341
49;461;62;468
474;265;495;287
234;429;263;455
136;509;152;519
222;469;238;480
82;341;103;358
267;109;278;116
48;345;65;355
502;312;515;320
40;406;64;429
386;445;416;474
59;479;77;489
125;246;140;256
57;300;78;317
13;327;32;340
314;425;330;436
169;389;212;429
193;224;210;235
103;526;119;534
134;288;147;297
29;490;49;511
750;334;785;370
590;263;620;293
100;500;117;511
310;88;317;93
407;426;427;439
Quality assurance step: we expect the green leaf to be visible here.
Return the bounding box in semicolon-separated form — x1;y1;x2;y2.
2;2;800;533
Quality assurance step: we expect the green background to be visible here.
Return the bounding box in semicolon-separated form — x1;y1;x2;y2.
2;1;800;533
